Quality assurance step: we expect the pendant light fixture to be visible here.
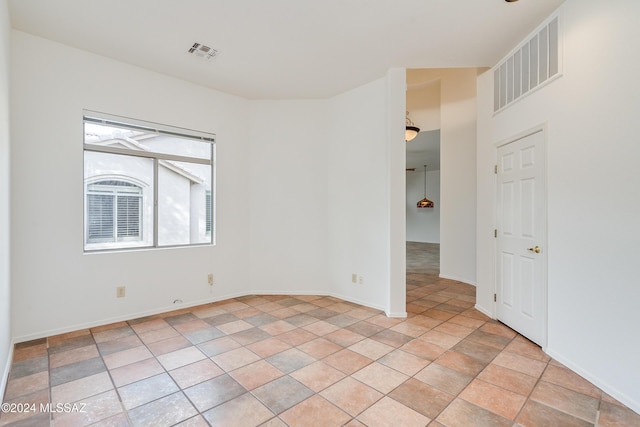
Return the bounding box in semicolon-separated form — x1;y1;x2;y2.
405;111;420;142
417;165;434;208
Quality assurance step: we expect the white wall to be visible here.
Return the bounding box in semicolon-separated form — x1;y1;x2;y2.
439;69;477;285
0;0;12;400
326;72;406;315
406;170;440;243
10;31;252;340
10;30;406;341
247;100;329;295
406;80;440;132
476;0;640;413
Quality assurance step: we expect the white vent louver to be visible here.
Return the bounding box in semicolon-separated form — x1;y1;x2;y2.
188;42;218;60
494;16;560;112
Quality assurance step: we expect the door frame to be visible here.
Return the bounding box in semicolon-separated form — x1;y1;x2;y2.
494;123;548;350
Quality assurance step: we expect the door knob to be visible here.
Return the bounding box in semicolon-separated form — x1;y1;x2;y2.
527;246;541;254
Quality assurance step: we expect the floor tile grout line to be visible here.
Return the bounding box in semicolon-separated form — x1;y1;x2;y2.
127;315;209;425
388;288;567;425
211;298;351;424
6;273;633;427
510;357;552;424
411;324;517;425
89;327;132;427
92;317;208;425
526;368;603;425
13;306;420;422
467;331;529;423
119;297;341;424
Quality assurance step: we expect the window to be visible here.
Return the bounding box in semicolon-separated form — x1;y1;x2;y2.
83;112;215;251
86;180;142;243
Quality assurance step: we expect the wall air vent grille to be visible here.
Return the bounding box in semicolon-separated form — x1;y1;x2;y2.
494;16;561;113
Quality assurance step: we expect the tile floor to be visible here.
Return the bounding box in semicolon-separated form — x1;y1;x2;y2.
2;274;639;426
406;242;440;276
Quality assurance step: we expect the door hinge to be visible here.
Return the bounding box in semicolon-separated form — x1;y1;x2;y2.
494;293;497;302
494;229;497;238
494;164;498;174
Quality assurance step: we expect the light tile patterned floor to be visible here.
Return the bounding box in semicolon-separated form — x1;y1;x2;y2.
2;274;639;426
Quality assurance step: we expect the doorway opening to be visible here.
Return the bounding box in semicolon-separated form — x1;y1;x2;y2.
406;72;441;280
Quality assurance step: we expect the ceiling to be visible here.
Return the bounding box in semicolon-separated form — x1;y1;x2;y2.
9;0;565;100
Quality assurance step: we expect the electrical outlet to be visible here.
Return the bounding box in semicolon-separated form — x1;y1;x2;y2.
207;274;214;285
351;273;357;283
358;275;364;285
116;286;126;298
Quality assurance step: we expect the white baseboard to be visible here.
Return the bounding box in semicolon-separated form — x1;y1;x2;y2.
327;293;386;313
12;290;389;344
385;311;408;318
474;303;494;319
439;273;477;286
12;292;249;343
545;347;640;416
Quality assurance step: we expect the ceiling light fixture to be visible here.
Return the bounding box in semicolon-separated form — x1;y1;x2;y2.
405;111;420;142
417;165;434;208
187;42;218;60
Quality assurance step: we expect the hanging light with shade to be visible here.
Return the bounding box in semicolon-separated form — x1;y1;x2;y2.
405;111;420;142
417;165;434;208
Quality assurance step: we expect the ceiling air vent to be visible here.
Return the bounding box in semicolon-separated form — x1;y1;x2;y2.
493;15;561;113
187;42;218;60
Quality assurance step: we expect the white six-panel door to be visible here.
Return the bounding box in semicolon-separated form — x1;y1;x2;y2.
496;129;546;346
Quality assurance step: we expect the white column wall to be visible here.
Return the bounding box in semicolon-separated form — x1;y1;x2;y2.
386;68;408;317
326;72;404;314
439;69;478;285
0;0;12;400
476;0;640;413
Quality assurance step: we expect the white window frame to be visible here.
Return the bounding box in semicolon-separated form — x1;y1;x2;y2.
83;111;216;252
